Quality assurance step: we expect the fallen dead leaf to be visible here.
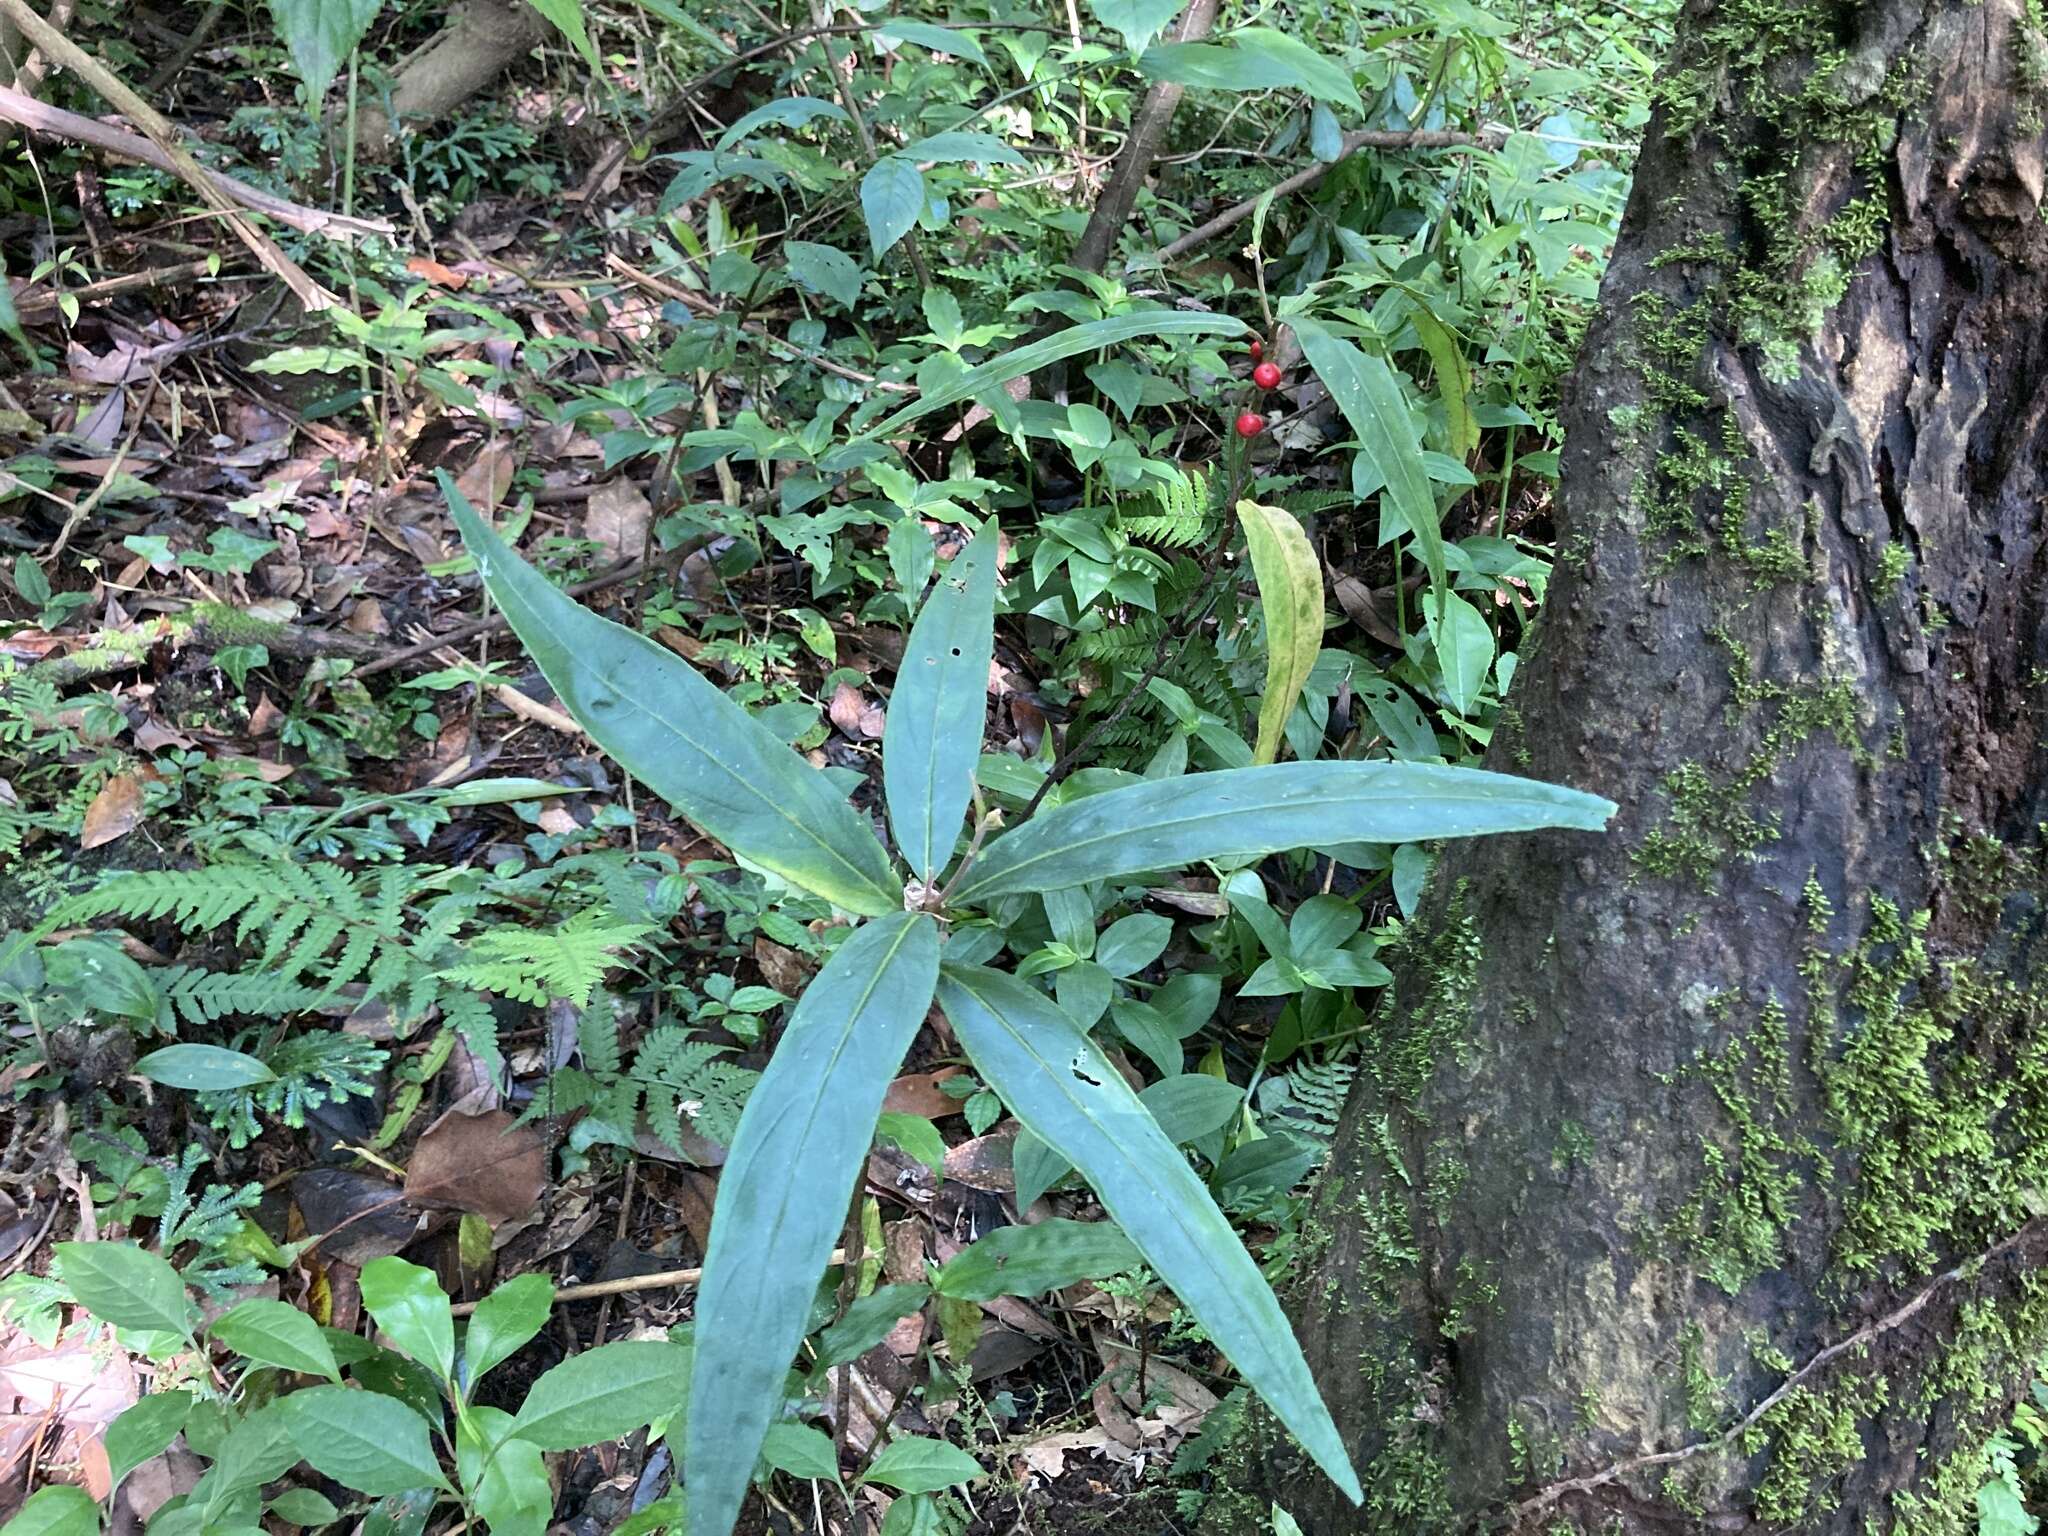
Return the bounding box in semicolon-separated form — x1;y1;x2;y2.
292;1168;420;1267
829;683;885;739
79;771;149;850
406;255;468;288
883;1068;966;1120
1015;1427;1114;1480
405;1106;547;1226
584;478;653;562
752;937;812;995
1332;572;1405;649
454;442;520;514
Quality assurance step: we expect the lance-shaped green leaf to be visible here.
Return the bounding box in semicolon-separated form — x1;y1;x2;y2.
1238;500;1323;766
950;761;1615;904
1405;305;1479;459
884;526;997;882
440;472;900;916
862;312;1245;441
935;965;1360;1502
686;914;940;1536
1291;316;1444;597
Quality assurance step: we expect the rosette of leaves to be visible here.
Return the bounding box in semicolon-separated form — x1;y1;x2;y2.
441;458;1615;1536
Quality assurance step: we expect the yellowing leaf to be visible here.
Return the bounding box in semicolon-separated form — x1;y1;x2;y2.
1238;501;1323;765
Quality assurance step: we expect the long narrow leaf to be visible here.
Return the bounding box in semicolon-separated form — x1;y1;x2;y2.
686;914;940;1536
883;526;998;882
1291;316;1445;597
1238;500;1323;766
950;761;1615;904
936;965;1361;1501
440;472;901;917
862;312;1244;441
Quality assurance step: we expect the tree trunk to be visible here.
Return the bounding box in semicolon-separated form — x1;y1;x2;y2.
1222;0;2048;1529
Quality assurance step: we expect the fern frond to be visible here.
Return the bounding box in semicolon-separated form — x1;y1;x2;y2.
440;910;655;1008
439;990;504;1081
632;1026;756;1151
157;967;331;1027
56;864;410;990
1121;467;1216;549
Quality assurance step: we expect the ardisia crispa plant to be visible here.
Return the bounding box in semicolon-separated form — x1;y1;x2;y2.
441;471;1614;1536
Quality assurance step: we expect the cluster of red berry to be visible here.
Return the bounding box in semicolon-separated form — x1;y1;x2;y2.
1236;337;1282;438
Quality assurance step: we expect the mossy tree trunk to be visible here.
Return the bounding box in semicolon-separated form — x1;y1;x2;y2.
1227;0;2048;1529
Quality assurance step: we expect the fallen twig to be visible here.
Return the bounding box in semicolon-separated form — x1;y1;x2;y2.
1147;127;1508;265
16;604;382;689
448;1246;850;1317
0;86;393;243
603;254;916;394
0;0;347;310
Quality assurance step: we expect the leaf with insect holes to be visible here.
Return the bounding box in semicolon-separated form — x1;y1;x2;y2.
884;525;997;882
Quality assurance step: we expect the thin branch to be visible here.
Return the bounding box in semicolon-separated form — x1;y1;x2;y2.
0;85;394;243
449;1247;850;1317
1068;0;1221;275
0;0;343;311
1512;1219;2048;1520
602;253;915;392
1146;127;1507;266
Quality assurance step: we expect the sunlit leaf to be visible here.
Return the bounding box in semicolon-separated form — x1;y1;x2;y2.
950;762;1615;904
1238;501;1324;766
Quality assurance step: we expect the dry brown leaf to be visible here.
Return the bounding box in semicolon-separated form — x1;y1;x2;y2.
752;937;812;995
454;442;520;514
584;478;653;562
80;771;147;849
405;1107;546;1226
1331;572;1405;648
829;683;885;739
1014;1427;1113;1480
345;598;390;636
942;1124;1018;1192
882;1067;966;1120
406;255;467;288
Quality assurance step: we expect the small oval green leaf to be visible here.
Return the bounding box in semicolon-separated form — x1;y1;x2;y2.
134;1044;275;1090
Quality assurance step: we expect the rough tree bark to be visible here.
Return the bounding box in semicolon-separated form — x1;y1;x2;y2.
1219;0;2048;1529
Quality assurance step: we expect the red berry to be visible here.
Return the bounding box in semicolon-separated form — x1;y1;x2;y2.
1234;411;1265;438
1253;362;1282;390
1249;338;1264;361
